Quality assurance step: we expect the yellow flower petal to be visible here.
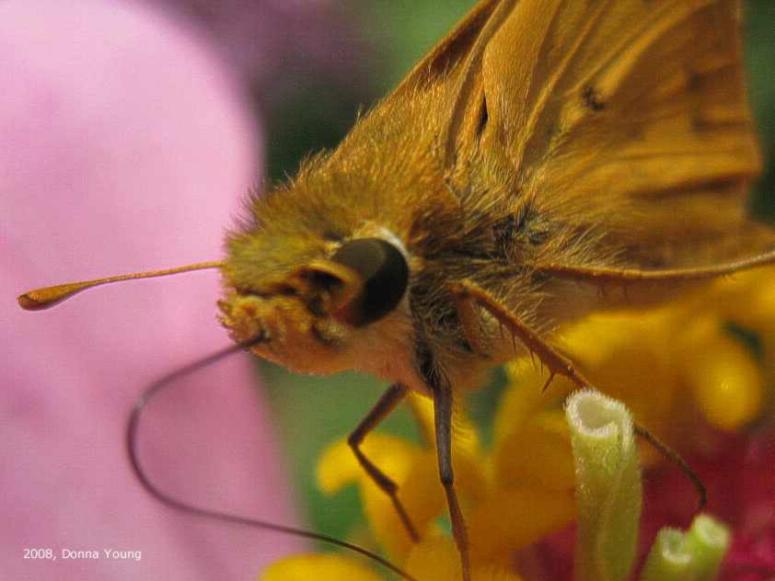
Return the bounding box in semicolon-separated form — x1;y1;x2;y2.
404;536;460;581
405;536;523;581
680;331;763;431
360;448;443;557
368;442;488;557
317;430;487;559
494;410;574;493
496;359;572;445
711;269;775;332
260;553;383;581
317;434;420;495
468;487;575;563
317;434;428;556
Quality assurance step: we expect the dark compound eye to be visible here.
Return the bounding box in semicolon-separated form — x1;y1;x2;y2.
331;238;409;326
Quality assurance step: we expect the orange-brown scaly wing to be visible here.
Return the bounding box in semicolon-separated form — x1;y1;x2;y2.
475;0;770;267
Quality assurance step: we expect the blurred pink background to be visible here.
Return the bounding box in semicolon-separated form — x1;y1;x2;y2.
1;0;317;578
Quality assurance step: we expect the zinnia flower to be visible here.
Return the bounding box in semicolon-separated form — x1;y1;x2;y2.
263;271;773;580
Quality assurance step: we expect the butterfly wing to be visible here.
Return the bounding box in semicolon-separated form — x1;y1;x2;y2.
491;0;772;267
404;0;771;269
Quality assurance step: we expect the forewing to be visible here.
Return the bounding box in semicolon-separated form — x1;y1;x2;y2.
475;0;770;268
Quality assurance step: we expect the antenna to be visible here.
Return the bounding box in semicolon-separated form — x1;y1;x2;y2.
17;261;223;310
127;335;416;581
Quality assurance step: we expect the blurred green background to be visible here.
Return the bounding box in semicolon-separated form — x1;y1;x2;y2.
249;0;775;547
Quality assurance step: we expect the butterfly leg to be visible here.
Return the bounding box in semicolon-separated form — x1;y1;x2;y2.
432;373;471;581
533;250;775;288
449;280;708;510
450;282;492;356
449;280;591;390
348;383;420;542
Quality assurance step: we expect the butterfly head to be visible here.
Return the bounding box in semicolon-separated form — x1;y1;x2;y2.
219;234;411;375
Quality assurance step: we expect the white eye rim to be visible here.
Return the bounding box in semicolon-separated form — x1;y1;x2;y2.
350;224;410;263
